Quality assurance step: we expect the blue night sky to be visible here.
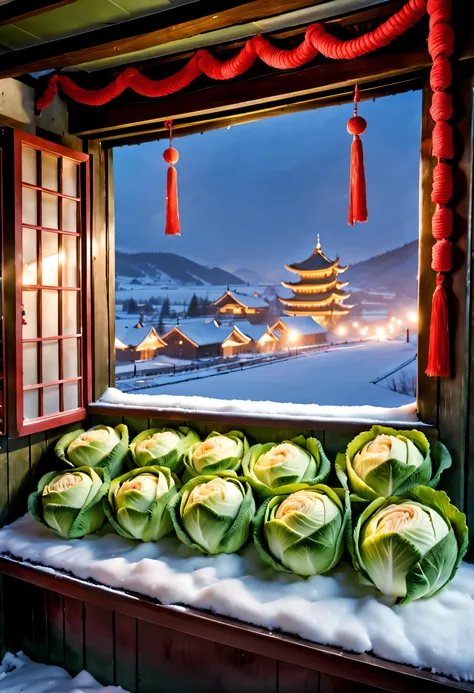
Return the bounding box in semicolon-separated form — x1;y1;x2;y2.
114;89;421;279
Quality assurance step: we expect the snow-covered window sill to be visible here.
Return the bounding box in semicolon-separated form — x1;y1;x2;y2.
90;388;432;430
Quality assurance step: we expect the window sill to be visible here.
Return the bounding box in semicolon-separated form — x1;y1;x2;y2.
89;388;434;432
0;554;469;692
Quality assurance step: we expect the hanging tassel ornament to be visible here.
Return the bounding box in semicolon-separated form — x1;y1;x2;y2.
347;85;368;225
163;119;180;236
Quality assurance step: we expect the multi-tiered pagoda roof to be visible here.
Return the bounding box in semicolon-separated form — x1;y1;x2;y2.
278;236;352;327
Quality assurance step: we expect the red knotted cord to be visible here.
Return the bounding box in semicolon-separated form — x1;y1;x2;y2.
36;0;426;110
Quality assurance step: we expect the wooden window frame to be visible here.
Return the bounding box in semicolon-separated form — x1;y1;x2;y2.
2;129;92;437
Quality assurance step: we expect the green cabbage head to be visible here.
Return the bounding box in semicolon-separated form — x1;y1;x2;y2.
353;486;468;604
104;466;179;542
336;426;451;501
242;435;330;497
55;424;129;479
130;426;200;472
28;467;109;539
253;485;348;577
183;430;248;478
169;473;255;555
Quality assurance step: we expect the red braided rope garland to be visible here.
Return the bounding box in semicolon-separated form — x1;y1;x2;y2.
36;0;426;110
425;0;454;377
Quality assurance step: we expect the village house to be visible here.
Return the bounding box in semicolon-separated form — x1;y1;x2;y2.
161;322;223;360
271;316;327;347
221;321;280;357
115;326;165;362
212;289;272;324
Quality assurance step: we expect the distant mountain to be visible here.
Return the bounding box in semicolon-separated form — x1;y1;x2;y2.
116;251;245;286
234;267;266;284
345;240;418;298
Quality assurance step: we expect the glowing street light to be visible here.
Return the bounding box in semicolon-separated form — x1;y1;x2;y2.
396;319;402;327
407;312;417;324
337;327;346;337
375;327;386;340
352;322;359;328
288;329;299;343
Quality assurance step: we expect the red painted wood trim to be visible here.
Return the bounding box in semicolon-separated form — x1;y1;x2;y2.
22;223;80;237
0;556;469;692
22;285;81;291
16;407;86;437
22;334;82;343
22;182;80;202
23;375;81;391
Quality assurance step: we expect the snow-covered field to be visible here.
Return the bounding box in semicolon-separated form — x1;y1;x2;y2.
1;515;473;681
116;283;272;306
128;340;417;408
0;652;128;693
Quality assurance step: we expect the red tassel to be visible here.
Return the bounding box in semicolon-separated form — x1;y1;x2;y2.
163;119;180;236
426;274;450;377
347;85;368;225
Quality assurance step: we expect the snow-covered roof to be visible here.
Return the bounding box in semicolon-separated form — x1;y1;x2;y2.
272;316;327;335
164;321;223;347
214;289;268;309
232;321;277;342
116;326;160;348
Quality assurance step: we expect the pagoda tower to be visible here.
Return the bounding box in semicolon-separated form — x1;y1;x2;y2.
278;235;352;328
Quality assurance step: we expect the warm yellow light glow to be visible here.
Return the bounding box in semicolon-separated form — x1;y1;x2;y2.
337;327;346;337
352;322;359;328
388;324;394;333
391;317;396;322
396;319;402;327
288;329;299;343
178;340;183;345
376;327;386;339
407;312;417;324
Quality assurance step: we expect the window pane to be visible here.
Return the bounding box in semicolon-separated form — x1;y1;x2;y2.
62;234;78;287
42;290;58;338
43;385;60;416
42;153;59;191
23;343;38;387
63;198;77;233
63;338;79;379
22;291;38;339
22;188;37;225
22;146;37;185
63;159;78;197
64;380;79;411
42;231;59;286
63;291;78;334
42;340;59;383
23;390;39;421
42;192;59;229
22;227;37;285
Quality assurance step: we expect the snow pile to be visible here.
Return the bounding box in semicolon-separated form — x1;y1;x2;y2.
98;387;419;424
0;652;129;693
1;515;473;681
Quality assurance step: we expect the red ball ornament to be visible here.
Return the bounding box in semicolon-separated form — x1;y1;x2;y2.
347;115;367;136
163;147;179;164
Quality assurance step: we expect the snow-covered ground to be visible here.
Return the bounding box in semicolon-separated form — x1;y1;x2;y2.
126;340;417;408
0;652;128;693
116;283;273;306
1;515;473;681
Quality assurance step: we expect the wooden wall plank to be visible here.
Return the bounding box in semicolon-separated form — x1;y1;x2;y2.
84;603;115;685
6;436;30;522
0;436;8;527
31;583;49;664
115;612;137;693
64;596;84;676
106;149;116;389
278;661;320;693
319;673;381;692
29;431;47;487
48;591;65;668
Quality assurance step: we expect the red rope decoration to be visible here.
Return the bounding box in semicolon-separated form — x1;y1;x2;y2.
426;0;454;378
163;120;180;236
36;0;426;111
347;85;368;225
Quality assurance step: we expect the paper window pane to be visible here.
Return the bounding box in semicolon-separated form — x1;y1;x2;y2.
63;338;79;379
22;227;37;285
62;234;78;287
42;231;59;286
23;390;39;421
63;381;79;411
63;291;78;335
63;159;78;197
43;385;60;416
22;145;37;185
42;153;59;191
23;343;38;387
22;188;37;225
42;290;58;338
42;192;59;229
42;340;59;383
22;291;38;339
63;198;78;233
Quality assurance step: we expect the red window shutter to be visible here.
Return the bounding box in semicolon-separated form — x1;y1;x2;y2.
1;129;91;437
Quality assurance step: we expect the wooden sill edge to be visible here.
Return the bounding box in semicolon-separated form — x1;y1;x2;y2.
88;402;436;433
0;555;468;692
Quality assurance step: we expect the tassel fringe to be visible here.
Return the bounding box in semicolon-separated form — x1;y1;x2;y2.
426;275;450;377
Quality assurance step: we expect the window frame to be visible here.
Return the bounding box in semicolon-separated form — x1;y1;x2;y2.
4;129;92;437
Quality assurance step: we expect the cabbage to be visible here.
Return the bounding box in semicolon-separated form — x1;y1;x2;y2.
55;424;129;479
183;430;248;478
129;426;200;472
353;486;468;604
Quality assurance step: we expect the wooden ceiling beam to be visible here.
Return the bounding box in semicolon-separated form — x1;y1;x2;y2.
69;32;431;138
0;0;76;27
0;0;329;79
